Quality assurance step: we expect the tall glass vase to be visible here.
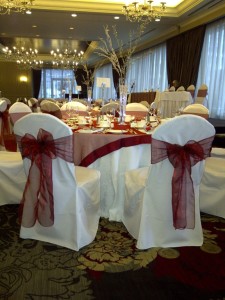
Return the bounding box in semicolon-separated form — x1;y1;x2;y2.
87;86;92;107
118;78;128;124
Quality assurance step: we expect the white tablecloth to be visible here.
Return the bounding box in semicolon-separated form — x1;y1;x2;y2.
155;91;192;118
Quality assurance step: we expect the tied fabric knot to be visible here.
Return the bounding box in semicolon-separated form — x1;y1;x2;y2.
151;136;214;229
16;128;74;228
0;110;10;146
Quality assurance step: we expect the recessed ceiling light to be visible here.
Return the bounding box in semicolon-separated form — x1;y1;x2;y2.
32;25;37;28
69;27;74;30
114;16;120;20
36;35;40;37
71;13;77;17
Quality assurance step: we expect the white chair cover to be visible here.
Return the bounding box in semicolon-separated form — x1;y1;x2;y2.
182;103;209;119
9;102;32;125
187;84;195;99
176;86;185;91
14;113;100;251
139;101;150;108
200;157;225;219
195;84;208;104
101;102;119;114
0;151;26;205
72;99;88;106
126;102;148;117
123;115;215;249
211;147;225;159
40;100;62;119
61;101;88;118
126;103;148;112
169;86;175;91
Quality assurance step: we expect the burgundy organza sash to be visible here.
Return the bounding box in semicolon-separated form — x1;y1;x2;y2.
16;129;74;228
0;110;10;146
151;136;214;229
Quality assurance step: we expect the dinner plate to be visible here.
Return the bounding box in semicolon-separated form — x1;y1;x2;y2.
107;129;128;134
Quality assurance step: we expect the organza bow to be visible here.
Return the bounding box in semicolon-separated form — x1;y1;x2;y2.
151;136;214;229
16;128;74;228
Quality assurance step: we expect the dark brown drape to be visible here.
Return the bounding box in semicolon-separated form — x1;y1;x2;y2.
166;25;206;89
32;69;42;99
74;68;94;98
112;58;126;98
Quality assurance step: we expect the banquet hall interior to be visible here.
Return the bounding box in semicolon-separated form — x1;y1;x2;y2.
1;0;225;299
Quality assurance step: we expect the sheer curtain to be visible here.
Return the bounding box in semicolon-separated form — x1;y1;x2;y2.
196;18;225;119
126;43;168;93
93;63;116;101
39;69;77;99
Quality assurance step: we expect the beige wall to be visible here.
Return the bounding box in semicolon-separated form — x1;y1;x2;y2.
0;61;33;103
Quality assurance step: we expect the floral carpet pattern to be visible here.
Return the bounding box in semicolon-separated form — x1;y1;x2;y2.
0;205;225;300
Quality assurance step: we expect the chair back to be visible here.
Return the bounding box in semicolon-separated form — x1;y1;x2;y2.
195;84;208;104
101;102;119;114
176;86;185;91
60;101;88;118
126;102;148;117
182;103;209;119
187;84;195;98
40;100;62;119
142;115;214;247
9;102;32;124
13;113;100;250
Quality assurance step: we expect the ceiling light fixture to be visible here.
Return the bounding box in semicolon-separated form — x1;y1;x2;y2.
0;0;35;15
122;1;166;24
2;45;43;69
50;47;84;70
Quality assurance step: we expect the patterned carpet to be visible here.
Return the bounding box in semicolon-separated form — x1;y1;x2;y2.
1;204;225;300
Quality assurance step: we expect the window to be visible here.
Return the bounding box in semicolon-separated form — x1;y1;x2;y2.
39;69;77;99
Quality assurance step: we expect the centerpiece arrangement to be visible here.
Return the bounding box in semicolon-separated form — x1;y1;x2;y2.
95;24;144;123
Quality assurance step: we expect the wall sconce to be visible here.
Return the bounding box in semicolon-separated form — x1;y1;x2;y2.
19;75;28;82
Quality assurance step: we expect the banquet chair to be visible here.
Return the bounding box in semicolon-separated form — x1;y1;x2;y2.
200;157;225;219
60;101;88;118
195;84;208;104
176;86;185;91
14;113;101;251
40;100;62;119
126;102;148;117
101;102;119;114
0;151;26;205
139;101;150;108
1;97;11;108
169;86;175;91
72;99;88;106
9;102;32;125
181;103;209;119
0;99;10;151
28;97;39;112
187;84;195;99
123;115;215;249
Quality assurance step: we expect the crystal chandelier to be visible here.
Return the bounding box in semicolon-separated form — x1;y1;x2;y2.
2;45;43;69
123;1;166;23
50;47;84;70
0;0;34;15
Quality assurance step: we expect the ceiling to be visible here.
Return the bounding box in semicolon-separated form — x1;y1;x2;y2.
0;0;224;66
